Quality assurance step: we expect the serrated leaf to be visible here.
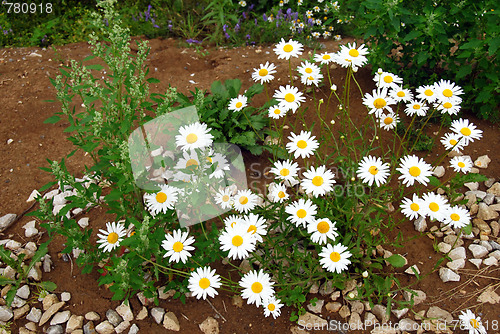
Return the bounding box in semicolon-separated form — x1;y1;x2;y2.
386;254;406;268
147;77;161;84
428;175;440;187
44;115;61;124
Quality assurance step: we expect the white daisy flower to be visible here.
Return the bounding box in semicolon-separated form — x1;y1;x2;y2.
436;99;461;115
323;31;331;38
334;42;369;70
379;112;399;131
314;52;335;64
228;94;248;112
404;100;428;117
223;214;244;229
440;132;467;152
240;269;275;307
356;155;390;187
421;192;450;222
214;187;233;210
174;150;201;171
162;229;195;264
362;88;395;117
400;194;425;220
301;73;323;87
188;266;222;300
296;61;320;77
301;165;336;197
97;221;127;253
268;183;289;203
415;84;438;103
450;118;483;144
449;156;473;173
434;79;464;103
268;105;287;119
285;198;318;228
175;122;214;152
273;85;305;113
443;206;470;229
307;218;338;245
319;243;352;274
270;159;299;182
286;130;319;159
396;155;433;187
144;185;179;216
243;213;268;243
458;309;487;334
252;62;277;84
233;189;259;213
219;223;256;260
389;86;413;103
208;152;230;179
263;296;283;319
373;71;403;89
273;38;303;60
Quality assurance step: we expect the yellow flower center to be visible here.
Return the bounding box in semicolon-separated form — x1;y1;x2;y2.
247;225;257;234
239;196;249;205
443;102;452;109
297;140;307;149
107;232;119;244
410;203;419;211
273;109;281;114
278;191;286;198
268;303;276;311
173;241;184;252
429;202;439;212
383;75;393;83
348;49;359;57
283;44;293;53
230;221;237;228
186;133;198;144
251;282;263;293
308;76;314;81
199;277;210;289
409;166;421;177
413;104;421;109
330;251;341;262
397;91;405;97
424;89;433;96
443;88;453;97
232;235;243;247
235;102;243;108
186;159;199;168
222;195;230;202
458;162;465;168
368;166;378;175
285;93;295;102
460;127;471;136
305;68;313;74
373;98;386;109
280;168;290;176
450;213;460;221
156;192;167;203
297;209;307;218
384;117;393;125
312;176;324;186
470;319;479;329
450;139;457;145
322;54;331;60
258;68;268;76
317;221;330;234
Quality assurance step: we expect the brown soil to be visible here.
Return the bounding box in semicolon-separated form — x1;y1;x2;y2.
1;36;499;333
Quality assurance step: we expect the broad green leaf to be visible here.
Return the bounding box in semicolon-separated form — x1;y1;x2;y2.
38;281;57;291
386;254;406;268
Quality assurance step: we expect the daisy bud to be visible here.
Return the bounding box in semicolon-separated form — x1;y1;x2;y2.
377;68;383;74
350;177;355;182
331;84;337;91
339;105;343;110
375;136;379;140
362;271;368;278
330;120;335;125
340;135;345;139
353;67;358;73
348;292;355;299
319;99;324;104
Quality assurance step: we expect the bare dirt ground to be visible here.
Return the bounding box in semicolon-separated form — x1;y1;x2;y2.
1;36;499;333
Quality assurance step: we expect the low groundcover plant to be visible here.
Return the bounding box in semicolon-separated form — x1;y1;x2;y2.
30;0;489;326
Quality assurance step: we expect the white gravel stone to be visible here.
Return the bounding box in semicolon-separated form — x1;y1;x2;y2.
5;239;22;251
0;213;17;232
158;286;176;300
446;258;465;270
116;301;134;322
474;155;491;169
469;258;482;269
60;292;71;302
477;287;500;304
151;307;165;324
449;247;466;260
469;244;489;258
477;203;499;221
399;318;419;332
26;189;41;202
0;306;13;322
163;311;180;331
372;305;390;323
490;250;500;260
114;320;131;334
414;216;427;232
391;308;408;319
50;310;71;325
16;285;30;299
348;312;363;330
325;302;341;313
77;217;89;228
307;299;324;314
85;311;100;321
432;166;445;177
298;312;328;329
464;182;479;191
403;290;427;305
128;324;139;334
43;189;60;200
487;182;500;196
483;256;498;266
65;314;83;332
437;242;451;253
404;265;420;275
95;320;115;334
11;295;27;308
199;316;219;334
439;268;460;282
427;306;453;322
26;307;42;323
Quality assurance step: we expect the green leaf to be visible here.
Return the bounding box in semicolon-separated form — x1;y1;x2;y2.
44;115;61;124
488;37;500;56
5;286;17;307
85;64;104;71
147;77;161;84
402;30;422;42
456;65;472;79
386;254;406;268
38;281;57;291
428;175;440;187
462;223;473;235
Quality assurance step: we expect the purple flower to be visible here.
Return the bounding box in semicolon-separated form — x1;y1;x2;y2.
225;32;230;39
242;12;246;19
249;4;254;10
234;23;240;32
254;18;258;26
287;8;292;16
223;24;227;32
263;13;267;21
246;34;251;39
186;38;201;44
